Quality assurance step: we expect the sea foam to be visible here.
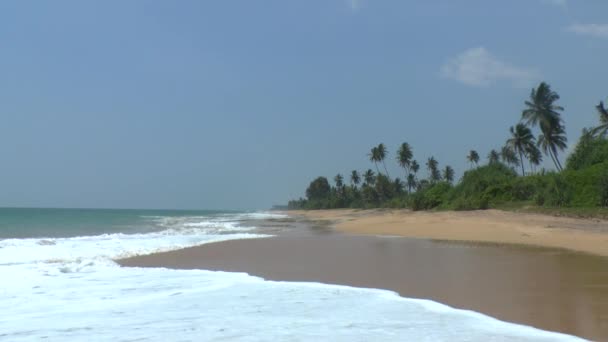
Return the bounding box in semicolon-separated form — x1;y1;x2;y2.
0;212;587;341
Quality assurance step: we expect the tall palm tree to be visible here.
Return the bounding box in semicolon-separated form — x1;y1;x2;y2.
488;149;500;164
506;123;535;176
467;150;479;169
377;143;390;177
527;145;542;173
397;142;413;178
501;145;520;168
350;170;360;189
521;82;567;171
410;160;420;176
443;165;455;184
363;169;375;186
426;157;441;182
334;174;344;190
368;147;380;174
538;124;567;171
591;100;608;138
406;173;417;193
393;178;404;194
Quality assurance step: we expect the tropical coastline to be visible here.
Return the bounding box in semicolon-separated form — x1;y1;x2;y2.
120;210;608;341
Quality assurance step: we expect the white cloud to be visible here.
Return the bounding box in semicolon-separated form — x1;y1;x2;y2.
566;23;608;39
440;47;541;87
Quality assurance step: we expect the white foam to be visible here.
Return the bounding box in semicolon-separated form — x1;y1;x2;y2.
0;265;585;341
0;212;588;341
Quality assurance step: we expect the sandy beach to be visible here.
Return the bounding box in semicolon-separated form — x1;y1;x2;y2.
292;209;608;257
119;210;608;340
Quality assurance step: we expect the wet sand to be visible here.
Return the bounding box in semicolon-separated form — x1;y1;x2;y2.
120;234;608;340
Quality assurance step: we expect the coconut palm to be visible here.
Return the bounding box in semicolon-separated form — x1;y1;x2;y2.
368;147;380;174
591;101;608;138
467;150;480;169
410;160;420;175
527;145;542;173
487;149;500;164
443;165;455;184
393;178;404;194
537;124;567;171
377;143;390;177
506;123;535;176
426;157;441;182
397;142;413;177
521;82;567;171
334;174;344;189
350;170;361;189
363;169;375;186
406;173;417;193
501;145;520;168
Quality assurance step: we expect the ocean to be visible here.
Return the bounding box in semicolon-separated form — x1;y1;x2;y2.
0;208;585;341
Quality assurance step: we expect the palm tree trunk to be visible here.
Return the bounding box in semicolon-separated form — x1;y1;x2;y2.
382;161;390;178
518;151;525;176
547;149;560;172
374;163;380;175
552;147;564;171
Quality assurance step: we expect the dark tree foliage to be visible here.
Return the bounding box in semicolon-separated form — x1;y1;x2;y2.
306;177;331;201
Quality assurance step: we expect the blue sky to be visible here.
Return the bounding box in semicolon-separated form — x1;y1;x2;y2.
0;1;607;210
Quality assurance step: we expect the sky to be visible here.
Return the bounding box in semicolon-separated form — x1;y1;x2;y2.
0;1;607;210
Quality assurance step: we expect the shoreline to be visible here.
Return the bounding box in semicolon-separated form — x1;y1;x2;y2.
118;210;608;340
286;208;608;257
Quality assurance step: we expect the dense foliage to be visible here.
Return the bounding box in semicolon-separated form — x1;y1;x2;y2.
288;83;608;213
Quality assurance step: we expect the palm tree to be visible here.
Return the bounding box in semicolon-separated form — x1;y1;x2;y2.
488;149;500;164
506;123;535;176
467;150;479;169
443;165;455;184
426;157;441;182
410;160;420;176
363;169;375;186
334;174;344;190
537;124;567;171
368;147;380;174
521;82;567;171
406;173;417;193
527;145;542;173
393;178;404;194
591;101;608;138
397;142;413;178
350;170;361;189
377;143;390;177
501;145;520;168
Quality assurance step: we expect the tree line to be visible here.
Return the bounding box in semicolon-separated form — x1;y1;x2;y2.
289;82;608;211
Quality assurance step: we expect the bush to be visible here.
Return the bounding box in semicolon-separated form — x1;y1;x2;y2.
566;135;608;171
410;182;452;210
542;173;573;207
448;163;517;209
561;161;608;207
599;171;608;207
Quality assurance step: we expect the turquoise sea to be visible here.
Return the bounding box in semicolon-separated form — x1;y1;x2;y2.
0;207;236;238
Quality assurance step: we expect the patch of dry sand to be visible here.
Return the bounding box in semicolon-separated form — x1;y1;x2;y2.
287;209;608;256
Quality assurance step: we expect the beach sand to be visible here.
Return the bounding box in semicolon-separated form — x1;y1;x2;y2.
293;209;608;257
119;210;608;340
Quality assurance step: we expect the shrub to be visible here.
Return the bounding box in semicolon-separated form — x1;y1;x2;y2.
410;182;452;210
448;163;517;209
566;135;608;171
542;173;572;207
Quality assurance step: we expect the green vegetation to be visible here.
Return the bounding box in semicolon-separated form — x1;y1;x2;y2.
288;82;608;218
